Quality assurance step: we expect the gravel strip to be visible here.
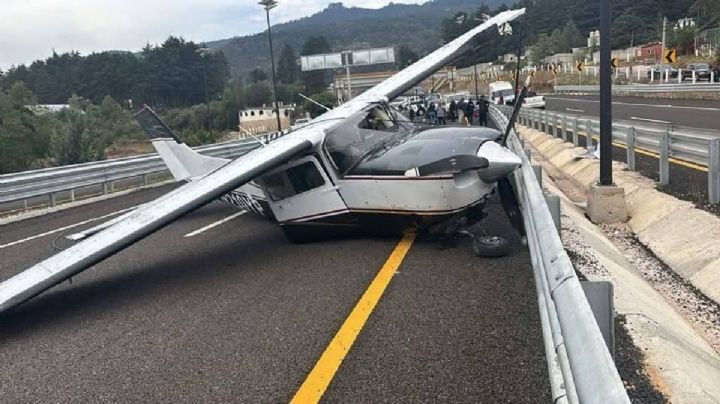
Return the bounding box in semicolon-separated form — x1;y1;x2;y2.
599;222;720;352
559;211;669;403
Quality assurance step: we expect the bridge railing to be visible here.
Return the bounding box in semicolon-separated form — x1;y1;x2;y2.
497;105;720;204
0;132;285;210
489;106;630;404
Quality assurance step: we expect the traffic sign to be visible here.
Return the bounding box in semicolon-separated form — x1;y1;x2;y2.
552;64;559;75
576;61;584;72
664;48;676;64
610;57;619;69
529;70;535;78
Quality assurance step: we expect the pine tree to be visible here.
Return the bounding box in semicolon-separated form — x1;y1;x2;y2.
277;45;299;84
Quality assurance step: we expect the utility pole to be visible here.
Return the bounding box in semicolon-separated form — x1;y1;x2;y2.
473;63;479;100
343;51;352;101
661;16;667;63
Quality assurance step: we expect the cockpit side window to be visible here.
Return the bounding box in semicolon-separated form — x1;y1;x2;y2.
358;106;397;131
260;161;326;201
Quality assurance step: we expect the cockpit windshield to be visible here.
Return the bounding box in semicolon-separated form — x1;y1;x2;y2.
324;105;406;174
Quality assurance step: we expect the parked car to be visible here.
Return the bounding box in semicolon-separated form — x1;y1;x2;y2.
522;91;545;109
647;64;677;79
682;63;712;81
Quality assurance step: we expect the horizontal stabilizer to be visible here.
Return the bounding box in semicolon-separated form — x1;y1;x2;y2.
0;136;311;314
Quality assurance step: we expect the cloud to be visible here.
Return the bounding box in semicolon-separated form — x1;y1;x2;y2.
0;0;426;70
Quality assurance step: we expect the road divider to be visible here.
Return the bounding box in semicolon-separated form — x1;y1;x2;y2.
183;211;246;238
291;231;416;404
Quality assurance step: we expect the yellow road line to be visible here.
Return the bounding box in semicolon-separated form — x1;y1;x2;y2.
290;231;417;404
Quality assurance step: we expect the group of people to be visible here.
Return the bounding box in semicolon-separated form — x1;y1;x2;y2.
408;96;490;127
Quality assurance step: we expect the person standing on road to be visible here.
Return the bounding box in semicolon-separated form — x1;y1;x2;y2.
477;95;489;127
437;103;447;125
457;99;466;125
449;100;457;122
465;99;475;126
427;102;437;124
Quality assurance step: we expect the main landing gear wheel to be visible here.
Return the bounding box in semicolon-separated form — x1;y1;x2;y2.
472;235;510;258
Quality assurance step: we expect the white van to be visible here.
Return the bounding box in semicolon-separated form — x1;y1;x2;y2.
488;81;515;105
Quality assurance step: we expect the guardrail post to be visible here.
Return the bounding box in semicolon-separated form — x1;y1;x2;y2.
49;193;57;207
678;70;682;84
586;119;593;149
533;164;542;189
561;116;568;141
659;130;670;185
650;69;654;82
545;194;561;236
709;139;720;204
142;174;149;186
692;70;696;84
572;118;579;147
626;127;636;171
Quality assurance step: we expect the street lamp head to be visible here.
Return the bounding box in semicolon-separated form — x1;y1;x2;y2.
258;0;278;10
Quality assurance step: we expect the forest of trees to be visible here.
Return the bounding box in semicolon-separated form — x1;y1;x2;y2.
0;33;334;173
0;37;230;108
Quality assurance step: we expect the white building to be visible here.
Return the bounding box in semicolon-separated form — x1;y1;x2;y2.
676;17;696;30
502;53;518;63
587;30;600;48
238;105;295;136
543;53;574;65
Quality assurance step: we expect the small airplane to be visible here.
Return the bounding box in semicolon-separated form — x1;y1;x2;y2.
0;8;527;314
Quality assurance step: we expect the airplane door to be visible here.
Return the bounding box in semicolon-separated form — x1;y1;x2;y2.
259;156;348;223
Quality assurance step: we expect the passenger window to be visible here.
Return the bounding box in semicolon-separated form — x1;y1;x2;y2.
260;161;326;201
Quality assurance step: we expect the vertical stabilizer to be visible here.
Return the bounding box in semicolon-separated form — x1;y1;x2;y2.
135;106;229;181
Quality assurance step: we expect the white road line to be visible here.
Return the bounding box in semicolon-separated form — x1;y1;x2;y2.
183;211;246;238
566;108;585;113
630;116;671;124
0;206;138;249
549;97;720;111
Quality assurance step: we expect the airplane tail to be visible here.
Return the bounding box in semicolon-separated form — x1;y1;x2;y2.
135;106;228;182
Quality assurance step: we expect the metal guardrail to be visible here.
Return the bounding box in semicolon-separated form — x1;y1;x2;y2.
556;83;720;94
0;132;285;208
489;106;630;404
497;105;720;204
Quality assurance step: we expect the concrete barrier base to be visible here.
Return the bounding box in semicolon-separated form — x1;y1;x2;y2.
587;184;628;224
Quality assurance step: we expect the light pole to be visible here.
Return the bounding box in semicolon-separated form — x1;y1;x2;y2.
259;0;283;133
196;47;211;130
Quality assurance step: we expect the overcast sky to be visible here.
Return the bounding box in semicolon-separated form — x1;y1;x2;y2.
0;0;426;70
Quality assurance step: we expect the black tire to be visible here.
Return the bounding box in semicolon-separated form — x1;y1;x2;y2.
472;236;510;258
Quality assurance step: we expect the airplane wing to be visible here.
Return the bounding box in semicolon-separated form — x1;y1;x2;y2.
0;8;525;314
0;137;311;312
320;8;525;122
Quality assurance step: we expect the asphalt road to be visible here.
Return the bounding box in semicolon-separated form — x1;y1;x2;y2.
0;185;550;402
545;95;720;130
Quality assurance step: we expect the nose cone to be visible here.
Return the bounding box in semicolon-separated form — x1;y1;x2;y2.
475;141;521;183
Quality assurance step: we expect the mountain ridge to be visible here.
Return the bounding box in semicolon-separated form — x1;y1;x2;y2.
206;0;511;77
